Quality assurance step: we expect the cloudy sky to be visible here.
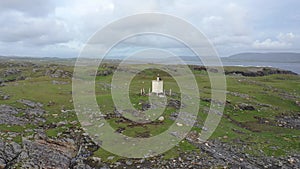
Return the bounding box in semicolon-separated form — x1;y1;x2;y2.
0;0;299;58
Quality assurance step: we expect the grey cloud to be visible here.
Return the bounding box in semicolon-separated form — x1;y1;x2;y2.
0;0;57;17
0;11;72;46
0;0;299;58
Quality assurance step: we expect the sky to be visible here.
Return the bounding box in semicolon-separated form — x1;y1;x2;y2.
0;0;299;58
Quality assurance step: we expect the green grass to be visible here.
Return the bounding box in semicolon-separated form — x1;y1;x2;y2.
93;148;123;163
46;127;68;138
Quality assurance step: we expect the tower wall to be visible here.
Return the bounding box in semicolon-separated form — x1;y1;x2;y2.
152;80;163;93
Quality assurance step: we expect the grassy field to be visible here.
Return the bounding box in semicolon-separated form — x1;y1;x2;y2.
0;62;299;162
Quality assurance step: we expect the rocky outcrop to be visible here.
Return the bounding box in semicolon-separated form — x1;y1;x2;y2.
45;69;72;78
276;113;300;130
0;91;9;100
3;68;21;77
190;65;207;71
17;99;43;108
0;103;45;126
188;140;300;169
15;139;76;169
0;139;22;169
141;102;151;111
225;67;297;77
0;105;29;125
190;65;298;76
237;103;256;111
96;70;113;76
167;99;181;109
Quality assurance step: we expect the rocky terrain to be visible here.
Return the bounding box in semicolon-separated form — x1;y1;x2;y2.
0;58;299;168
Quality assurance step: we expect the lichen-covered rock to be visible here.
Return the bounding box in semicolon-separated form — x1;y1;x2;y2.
17;139;77;169
167;99;181;109
0;105;29;125
237;103;255;111
0;139;22;168
24;107;45;117
45;69;72;78
0;105;45;125
4;68;21;77
17;99;43;108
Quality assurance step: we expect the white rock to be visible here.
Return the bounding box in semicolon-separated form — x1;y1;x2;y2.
91;157;102;164
288;157;295;164
81;121;93;127
176;122;183;127
158;116;164;121
107;156;115;160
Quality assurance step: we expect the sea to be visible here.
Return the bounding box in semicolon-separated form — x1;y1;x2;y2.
179;60;299;74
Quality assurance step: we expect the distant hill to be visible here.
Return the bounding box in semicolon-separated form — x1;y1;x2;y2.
224;52;300;63
1;52;300;64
